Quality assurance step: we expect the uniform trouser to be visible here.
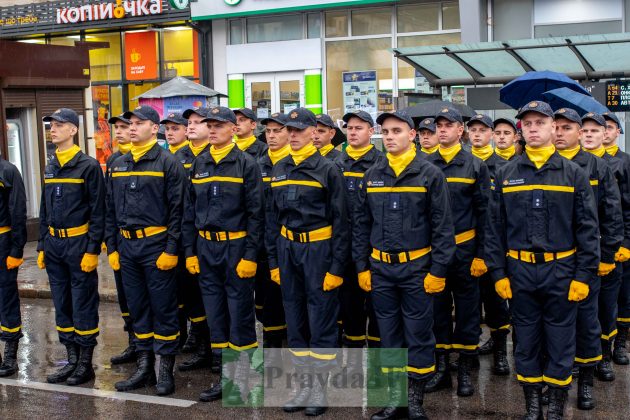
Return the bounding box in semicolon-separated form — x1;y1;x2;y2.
45;234;99;347
119;233;179;355
176;258;207;329
509;256;577;389
370;256;435;380
575;278;602;366
113;269;133;332
600;265;623;340
255;253;286;342
479;273;511;334
339;263;380;347
197;236;257;351
278;237;338;371
0;234;22;342
619;261;630;328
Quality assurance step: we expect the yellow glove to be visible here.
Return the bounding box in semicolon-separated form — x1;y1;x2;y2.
323;272;343;291
108;251;121;271
424;273;446;294
270;268;280;285
236;259;257;278
598;262;616;277
568;280;589;302
358;270;371;292
186;256;200;274
80;253;99;273
6;256;23;270
495;278;512;299
470;258;488;277
156;252;178;271
37;251;46;270
615;246;630;262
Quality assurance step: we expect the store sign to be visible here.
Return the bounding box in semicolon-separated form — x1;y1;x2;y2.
124;31;158;80
606;80;630;112
342;71;378;121
169;0;190;10
0;15;39;27
56;0;162;24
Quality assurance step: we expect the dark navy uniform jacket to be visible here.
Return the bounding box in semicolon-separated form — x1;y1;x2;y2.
0;158;27;258
240;139;268;161
323;148;341;161
259;152;278;266
604;149;630;250
174;143;210;173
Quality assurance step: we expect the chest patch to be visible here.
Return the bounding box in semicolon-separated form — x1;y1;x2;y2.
504;178;525;186
366;180;385;187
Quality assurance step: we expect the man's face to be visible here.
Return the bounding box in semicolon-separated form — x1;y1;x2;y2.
312;123;335;149
381;118;415;156
186;113;210;142
265;122;289;151
468;122;493;148
164;122;187;146
435;118;464;148
288;126;316;151
493;123;517;150
113;121;131;144
129;116;158;144
419;129;438;149
581;121;605;150
235;114;256;138
49;121;78;145
553;118;582;150
520;113;555;148
345;117;374;148
207;120;236;148
604;121;621;146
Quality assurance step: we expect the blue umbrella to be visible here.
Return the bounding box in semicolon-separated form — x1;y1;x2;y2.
499;71;591;109
542;87;608;115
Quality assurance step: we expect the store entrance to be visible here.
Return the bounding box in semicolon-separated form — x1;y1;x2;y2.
245;72;304;119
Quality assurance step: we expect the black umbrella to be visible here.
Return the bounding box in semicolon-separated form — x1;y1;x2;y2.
403;100;476;124
332;127;346;147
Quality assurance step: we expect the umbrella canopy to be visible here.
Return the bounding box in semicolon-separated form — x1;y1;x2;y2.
542;87;608;116
499;71;591;109
332;127;347;146
403;100;476;124
133;76;227;100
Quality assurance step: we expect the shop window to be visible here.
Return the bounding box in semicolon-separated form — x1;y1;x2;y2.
230;19;244;45
127;82;160;110
50;35;79;46
442;2;461;30
397;4;440;33
246;15;303;43
307;13;322;39
88;33;122;82
163;27;197;78
325;10;348;38
351;8;392;36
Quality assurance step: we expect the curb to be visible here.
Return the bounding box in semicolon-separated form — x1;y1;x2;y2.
18;288;119;303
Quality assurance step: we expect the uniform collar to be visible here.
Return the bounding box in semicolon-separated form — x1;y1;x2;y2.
123;141;161;164
518;149;563;170
51;148;82;169
200;143;240;165
342;145;379;164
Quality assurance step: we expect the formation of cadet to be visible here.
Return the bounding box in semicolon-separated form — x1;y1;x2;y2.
0;96;627;420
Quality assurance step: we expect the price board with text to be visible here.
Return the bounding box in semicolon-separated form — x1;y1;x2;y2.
606;80;630;111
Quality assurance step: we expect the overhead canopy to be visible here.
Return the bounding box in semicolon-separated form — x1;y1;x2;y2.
393;33;630;87
134;76;227;100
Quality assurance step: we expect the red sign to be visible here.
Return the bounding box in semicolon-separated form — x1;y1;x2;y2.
124;31;158;80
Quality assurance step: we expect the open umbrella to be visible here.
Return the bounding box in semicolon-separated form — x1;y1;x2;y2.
542;87;608;116
499;71;591;109
403;100;476;124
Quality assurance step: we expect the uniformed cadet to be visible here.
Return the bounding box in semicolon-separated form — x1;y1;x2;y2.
353;110;455;420
182;106;263;404
267;107;349;416
553;109;622;409
313;114;341;160
493;118;519;165
234;107;268;159
486;101;599;419
0;151;27;377
602;111;630;366
164;112;189;155
417;118;438;156
37;108;105;386
425;107;490;397
108;105;186;396
467;114;511;376
105;114;136;366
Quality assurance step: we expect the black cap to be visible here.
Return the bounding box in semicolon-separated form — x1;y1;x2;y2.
182;107;210;119
234;108;257;122
553;108;582;126
342;110;374;127
315;114;336;129
123;105;160;124
467;113;494;129
435;106;464;124
108;113;131;125
515;101;554;119
285;107;317;129
581;112;606;127
43;108;80;128
602;111;624;133
160;112;188;126
493;118;517;132
376;110;414;129
418;118;436;132
261;112;288;126
201;106;237;124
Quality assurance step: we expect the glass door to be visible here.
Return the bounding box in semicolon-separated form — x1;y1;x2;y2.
245;72;304;116
275;71;304;114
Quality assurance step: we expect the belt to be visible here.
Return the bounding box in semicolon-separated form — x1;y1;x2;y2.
120;226;167;240
371;246;431;264
508;248;576;264
280;225;332;243
49;223;89;238
198;230;247;241
0;226;11;235
455;229;476;244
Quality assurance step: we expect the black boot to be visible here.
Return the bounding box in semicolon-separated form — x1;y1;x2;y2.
492;332;510;376
156;355;176;396
66;346;95;386
345;346;364;386
178;337;211;371
478;336;494;355
263;338;284;370
613;326;629;365
199;380;223;402
283;368;312;412
304;371;328;416
595;339;615;381
424;353;451;393
457;353;474;397
450;354;480;371
522;385;543;420
226;352;252;406
200;357;232;402
0;340;19;377
541;386;549;405
370;373;407;420
110;330;136;365
577;366;595;410
408;377;428;420
181;323;199;354
547;387;567;420
47;343;79;383
115;351;156;391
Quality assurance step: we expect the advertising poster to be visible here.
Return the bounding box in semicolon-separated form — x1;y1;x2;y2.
342;70;377;121
91;85;111;168
124;31;158;81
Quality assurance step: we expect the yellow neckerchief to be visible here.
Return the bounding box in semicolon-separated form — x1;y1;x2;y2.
189;141;209;157
387;146;416;177
290;142;318;166
168;140;189;154
346;144;373;160
557;145;581;160
210;142;235;164
606;144;619;157
495;144;515;160
525;144;555;169
584;146;606;158
56;144;81;167
438;143;462;164
269;144;291;165
234;135;257;152
319;144;335;156
118;142;132;154
471;144;494;161
421;144;439;154
131;139;157;162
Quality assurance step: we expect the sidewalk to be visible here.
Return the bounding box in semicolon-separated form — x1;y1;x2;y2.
17;241;119;302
